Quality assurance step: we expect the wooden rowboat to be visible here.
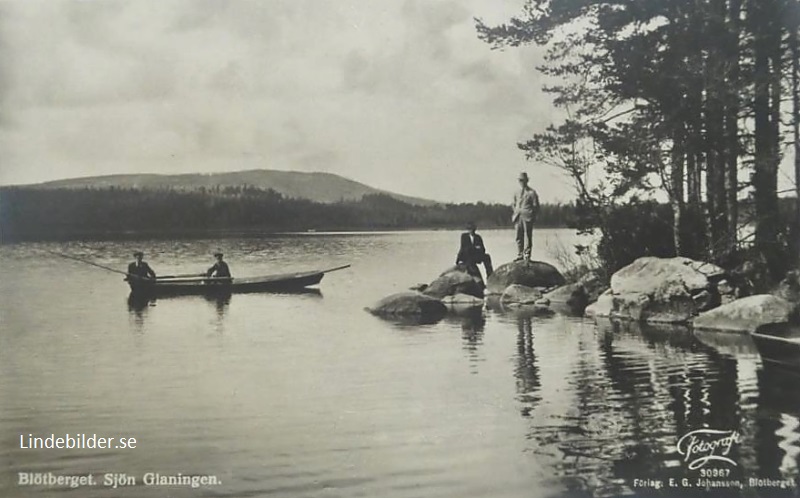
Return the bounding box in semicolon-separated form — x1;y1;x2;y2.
128;265;349;297
751;323;800;370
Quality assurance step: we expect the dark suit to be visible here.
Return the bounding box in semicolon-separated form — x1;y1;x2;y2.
456;232;493;277
127;261;156;279
207;261;231;278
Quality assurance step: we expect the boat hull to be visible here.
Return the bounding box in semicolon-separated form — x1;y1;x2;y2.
128;271;324;297
751;323;800;370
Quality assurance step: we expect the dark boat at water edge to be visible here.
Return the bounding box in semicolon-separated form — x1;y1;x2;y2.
751;322;800;370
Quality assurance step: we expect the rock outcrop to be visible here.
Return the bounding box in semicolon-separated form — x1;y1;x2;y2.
486;260;565;295
367;292;447;319
693;295;797;333
586;257;726;323
423;266;484;299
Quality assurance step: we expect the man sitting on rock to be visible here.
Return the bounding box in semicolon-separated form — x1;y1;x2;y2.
456;221;494;279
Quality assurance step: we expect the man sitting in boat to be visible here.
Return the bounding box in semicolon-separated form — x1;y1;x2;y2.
127;251;156;280
206;251;232;279
456;221;493;279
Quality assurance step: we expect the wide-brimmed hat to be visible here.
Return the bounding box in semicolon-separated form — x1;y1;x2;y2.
133;251;144;257
518;172;529;181
213;251;224;257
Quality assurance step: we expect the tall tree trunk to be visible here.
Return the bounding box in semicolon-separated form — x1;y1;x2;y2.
687;49;704;209
725;0;742;255
671;124;686;255
705;0;728;262
751;0;782;278
791;1;800;265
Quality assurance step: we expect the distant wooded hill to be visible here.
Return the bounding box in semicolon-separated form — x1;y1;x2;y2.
0;186;576;242
20;169;437;206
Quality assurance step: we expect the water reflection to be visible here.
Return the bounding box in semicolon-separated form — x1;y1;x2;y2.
514;312;541;416
203;293;231;317
510;317;800;496
126;293;153;334
444;306;486;373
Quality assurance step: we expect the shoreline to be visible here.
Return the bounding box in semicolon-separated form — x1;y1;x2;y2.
0;224;574;244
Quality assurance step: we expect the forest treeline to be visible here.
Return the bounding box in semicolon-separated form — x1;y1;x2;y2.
0;186;576;242
477;0;800;280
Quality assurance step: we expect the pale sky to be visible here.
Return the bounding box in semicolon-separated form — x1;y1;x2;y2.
0;1;793;204
0;0;572;203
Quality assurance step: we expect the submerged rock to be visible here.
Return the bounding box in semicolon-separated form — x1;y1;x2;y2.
441;293;484;306
501;284;543;305
587;257;726;323
693;294;797;333
423;266;484;299
367;291;447;318
486;260;565;295
545;283;588;314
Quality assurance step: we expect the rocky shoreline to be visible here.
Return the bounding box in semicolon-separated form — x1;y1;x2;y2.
367;256;800;338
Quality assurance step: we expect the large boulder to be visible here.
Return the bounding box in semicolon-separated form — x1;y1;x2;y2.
588;257;726;323
486;260;565;295
423;266;484;299
367;292;447;319
693;295;797;333
501;284;543;305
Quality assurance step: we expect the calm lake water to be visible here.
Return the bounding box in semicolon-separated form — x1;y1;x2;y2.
1;229;799;497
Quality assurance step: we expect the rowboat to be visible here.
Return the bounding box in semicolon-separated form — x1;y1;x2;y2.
127;265;349;297
751;323;800;370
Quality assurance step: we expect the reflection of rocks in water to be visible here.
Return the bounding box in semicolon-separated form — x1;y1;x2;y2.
515;314;540;415
596;318;696;350
693;328;760;357
376;314;445;328
485;295;554;318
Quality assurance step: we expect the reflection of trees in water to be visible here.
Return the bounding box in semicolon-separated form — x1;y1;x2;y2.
514;317;790;496
756;366;800;481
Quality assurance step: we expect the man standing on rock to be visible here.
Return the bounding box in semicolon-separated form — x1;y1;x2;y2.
512;172;540;262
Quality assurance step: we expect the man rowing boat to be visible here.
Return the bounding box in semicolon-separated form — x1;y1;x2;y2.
127;251;156;280
206;251;231;278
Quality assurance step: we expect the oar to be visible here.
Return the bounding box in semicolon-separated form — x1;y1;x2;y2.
156;273;206;279
320;264;351;273
46;250;150;280
151;276;233;283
